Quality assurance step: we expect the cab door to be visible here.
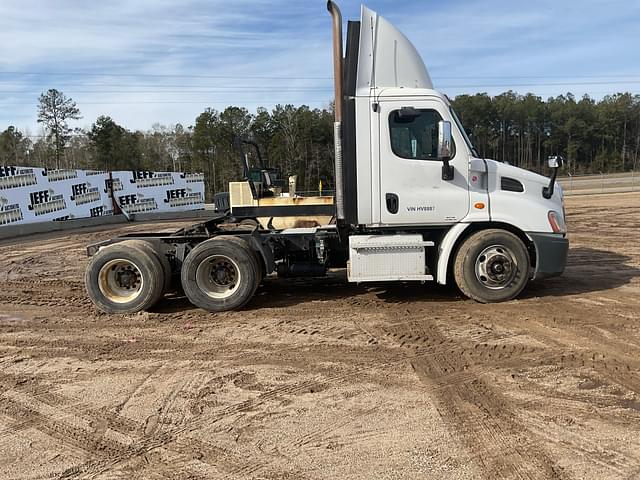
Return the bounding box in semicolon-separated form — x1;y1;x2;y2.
377;98;470;225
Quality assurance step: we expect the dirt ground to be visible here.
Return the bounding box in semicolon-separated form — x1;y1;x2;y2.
1;192;639;480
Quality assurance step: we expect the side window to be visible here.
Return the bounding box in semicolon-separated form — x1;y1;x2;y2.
389;109;454;160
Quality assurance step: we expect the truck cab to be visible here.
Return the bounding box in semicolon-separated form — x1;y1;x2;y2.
331;3;568;298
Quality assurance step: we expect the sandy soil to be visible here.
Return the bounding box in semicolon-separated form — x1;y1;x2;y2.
1;193;639;480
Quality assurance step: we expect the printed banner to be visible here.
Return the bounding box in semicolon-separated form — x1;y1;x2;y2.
0;166;205;227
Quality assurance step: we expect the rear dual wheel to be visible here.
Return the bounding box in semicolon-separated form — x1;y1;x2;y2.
85;240;171;314
180;236;260;312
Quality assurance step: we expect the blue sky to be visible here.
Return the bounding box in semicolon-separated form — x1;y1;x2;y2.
1;0;639;134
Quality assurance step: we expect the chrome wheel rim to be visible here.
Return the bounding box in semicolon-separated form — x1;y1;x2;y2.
474;244;517;290
195;255;241;299
98;259;144;303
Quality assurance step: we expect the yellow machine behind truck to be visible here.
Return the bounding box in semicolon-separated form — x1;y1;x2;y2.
226;138;335;230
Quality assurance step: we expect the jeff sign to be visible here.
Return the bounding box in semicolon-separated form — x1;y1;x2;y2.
0;167;205;227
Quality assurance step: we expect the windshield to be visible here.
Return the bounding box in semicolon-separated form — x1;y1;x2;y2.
449;106;479;158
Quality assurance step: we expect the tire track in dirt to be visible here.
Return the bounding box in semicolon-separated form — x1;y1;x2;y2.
0;370;141;441
53;348;426;480
0;278;93;311
113;363;166;415
142;370;213;438
410;354;562;479
30;312;633;480
0;338;400;475
0;368;221;480
10;302;638;479
488;314;640;395
520;407;640;476
273;406;394;459
255;316;364;344
53;372;263;479
289;409;373;451
373;312;640;397
122;450;214;480
44;372;323;478
171;435;258;477
3;335;193;362
369;317;562;479
0;393;135;461
366;307;640;478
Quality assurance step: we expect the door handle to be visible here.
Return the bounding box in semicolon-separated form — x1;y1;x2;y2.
386;193;399;214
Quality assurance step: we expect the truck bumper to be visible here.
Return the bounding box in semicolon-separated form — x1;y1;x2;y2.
528;232;569;279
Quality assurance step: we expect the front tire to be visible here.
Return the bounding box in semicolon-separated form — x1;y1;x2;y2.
454;229;530;303
181;237;259;312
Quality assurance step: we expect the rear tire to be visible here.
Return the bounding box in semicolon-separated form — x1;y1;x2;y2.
126;240;173;294
222;236;264;290
181;237;259;312
85;240;165;314
453;229;530;303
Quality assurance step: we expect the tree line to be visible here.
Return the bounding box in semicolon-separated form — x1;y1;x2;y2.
1;89;639;200
452;91;640;174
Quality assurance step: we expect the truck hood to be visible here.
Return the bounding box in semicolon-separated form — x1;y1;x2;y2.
485;158;563;198
471;158;566;233
484;159;551;188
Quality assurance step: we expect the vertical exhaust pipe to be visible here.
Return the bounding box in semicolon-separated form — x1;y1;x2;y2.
327;0;345;221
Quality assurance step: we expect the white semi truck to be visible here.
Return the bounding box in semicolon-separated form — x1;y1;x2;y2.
84;2;568;313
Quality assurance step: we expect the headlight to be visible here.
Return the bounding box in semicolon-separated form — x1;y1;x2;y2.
548;210;566;234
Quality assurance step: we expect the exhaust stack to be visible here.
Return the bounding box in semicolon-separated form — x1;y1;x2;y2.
327;0;345;221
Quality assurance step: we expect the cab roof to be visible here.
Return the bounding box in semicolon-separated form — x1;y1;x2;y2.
356;5;433;94
373;87;449;103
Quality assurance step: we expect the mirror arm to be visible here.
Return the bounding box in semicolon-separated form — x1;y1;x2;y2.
542;167;559;199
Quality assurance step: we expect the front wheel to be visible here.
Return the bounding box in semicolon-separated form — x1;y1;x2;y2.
453;229;530;303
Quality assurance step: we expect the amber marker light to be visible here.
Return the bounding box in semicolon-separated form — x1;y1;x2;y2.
548;210;566;234
474;202;485;209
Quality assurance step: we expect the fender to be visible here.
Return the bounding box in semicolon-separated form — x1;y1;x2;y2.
436;222;471;284
437;221;545;284
236;232;275;274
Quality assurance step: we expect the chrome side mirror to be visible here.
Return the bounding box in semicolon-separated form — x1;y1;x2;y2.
543;156;564;199
548;155;564;169
438;120;454;181
438;120;453;160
